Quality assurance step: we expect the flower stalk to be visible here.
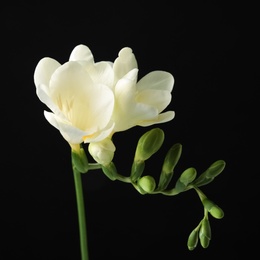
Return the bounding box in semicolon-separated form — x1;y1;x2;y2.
72;159;89;260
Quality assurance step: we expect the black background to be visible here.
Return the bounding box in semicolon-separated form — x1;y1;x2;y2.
2;1;258;259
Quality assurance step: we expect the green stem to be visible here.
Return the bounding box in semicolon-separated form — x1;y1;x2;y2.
73;165;89;260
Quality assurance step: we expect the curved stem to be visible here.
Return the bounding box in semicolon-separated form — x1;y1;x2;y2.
73;165;89;260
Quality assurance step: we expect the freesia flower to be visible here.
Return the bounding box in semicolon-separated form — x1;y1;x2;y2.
33;46;115;147
111;47;175;132
34;44;175;163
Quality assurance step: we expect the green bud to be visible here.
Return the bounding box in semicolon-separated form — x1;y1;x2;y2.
71;147;89;173
179;167;197;186
157;143;182;191
209;205;224;219
205;160;226;178
192;160;226;187
202;198;224;219
199;218;211;248
187;229;199;251
161;143;182;174
157;171;174;191
101;162;118;181
137;175;156;194
134;128;164;161
130;160;145;182
175;168;197;193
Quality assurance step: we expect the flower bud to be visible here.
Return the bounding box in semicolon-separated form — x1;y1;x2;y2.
192;160;226;187
179;167;197;186
88;138;115;166
161;143;182;174
175;168;197;193
134;128;164;161
199;218;211;248
137;175;156;194
202;198;224;219
157;143;182;191
187;229;199;251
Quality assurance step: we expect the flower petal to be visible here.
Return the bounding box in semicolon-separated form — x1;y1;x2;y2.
49;61;114;131
36;83;65;119
44;111;88;144
113;70;158;132
138;111;175;126
113;47;138;82
136;89;172;113
69;44;94;63
137;71;174;92
86;61;114;88
34;57;61;92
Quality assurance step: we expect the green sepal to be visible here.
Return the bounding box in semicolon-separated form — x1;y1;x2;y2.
131;160;145;182
199;218;211;248
187;229;199;251
101;162;118;181
157;143;182;191
192;160;226;187
175;168;197;193
71;148;89;173
203;198;224;219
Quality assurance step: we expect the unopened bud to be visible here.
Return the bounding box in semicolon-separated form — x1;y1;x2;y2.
187;229;199;251
137;175;156;194
88;138;115;166
199;218;211;248
161;143;182;174
202;198;224;219
134;128;164;161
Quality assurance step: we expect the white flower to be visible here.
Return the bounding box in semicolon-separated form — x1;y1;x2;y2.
111;47;175;132
34;44;175;160
34;45;115;145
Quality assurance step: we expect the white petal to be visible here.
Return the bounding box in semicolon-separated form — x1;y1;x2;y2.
50;61;114;131
138;111;175;126
34;57;61;91
136;89;172;112
137;71;174;92
36;83;65;118
113;47;138;82
44;111;88;144
69;44;94;63
83;121;115;143
113;73;158;132
86;61;114;88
